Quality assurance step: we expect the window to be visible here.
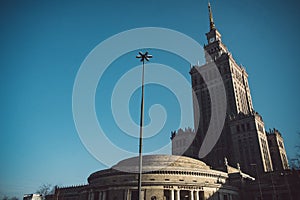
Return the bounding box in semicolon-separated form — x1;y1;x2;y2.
279;141;283;148
236;125;240;132
241;124;245;132
223;194;228;200
246;123;250;130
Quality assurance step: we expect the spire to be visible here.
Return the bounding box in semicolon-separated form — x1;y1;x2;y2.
208;2;216;30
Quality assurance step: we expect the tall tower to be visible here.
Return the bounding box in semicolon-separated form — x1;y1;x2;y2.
188;2;273;174
204;2;253;115
267;128;289;171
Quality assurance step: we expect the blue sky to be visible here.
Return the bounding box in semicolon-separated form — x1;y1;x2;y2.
1;0;300;198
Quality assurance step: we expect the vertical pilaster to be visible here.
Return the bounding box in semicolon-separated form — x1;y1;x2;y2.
88;190;94;200
88;191;91;200
102;191;106;200
170;190;174;200
90;191;94;200
190;190;194;200
99;191;102;200
194;191;199;200
124;189;130;200
175;190;180;200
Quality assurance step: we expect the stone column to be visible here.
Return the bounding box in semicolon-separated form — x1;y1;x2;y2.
99;191;102;200
124;189;129;200
170;190;174;200
189;190;194;200
175;190;180;200
88;190;94;200
102;191;106;200
194;191;199;200
88;191;91;200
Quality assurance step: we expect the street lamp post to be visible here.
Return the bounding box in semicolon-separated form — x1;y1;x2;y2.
136;51;152;200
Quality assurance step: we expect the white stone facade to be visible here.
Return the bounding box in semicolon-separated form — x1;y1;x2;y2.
49;155;243;200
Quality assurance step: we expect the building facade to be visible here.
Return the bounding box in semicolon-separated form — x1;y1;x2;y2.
23;194;43;200
45;155;300;200
267;128;289;171
180;2;288;175
171;128;196;156
46;155;255;200
245;170;300;200
229;113;273;175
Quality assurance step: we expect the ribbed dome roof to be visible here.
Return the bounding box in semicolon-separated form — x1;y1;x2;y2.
112;154;210;173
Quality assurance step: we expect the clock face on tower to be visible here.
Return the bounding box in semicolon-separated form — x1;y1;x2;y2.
209;37;215;43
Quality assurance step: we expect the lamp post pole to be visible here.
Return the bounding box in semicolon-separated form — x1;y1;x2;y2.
136;51;152;200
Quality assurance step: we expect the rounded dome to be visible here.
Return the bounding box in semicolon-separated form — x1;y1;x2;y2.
112;154;210;173
88;154;228;185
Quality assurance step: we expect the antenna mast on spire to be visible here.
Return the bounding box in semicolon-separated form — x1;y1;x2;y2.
208;2;216;30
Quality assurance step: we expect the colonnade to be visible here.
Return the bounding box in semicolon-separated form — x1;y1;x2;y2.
88;189;205;200
88;190;106;200
168;189;202;200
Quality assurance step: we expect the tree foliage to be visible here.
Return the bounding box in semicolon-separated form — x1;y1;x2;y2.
36;184;53;198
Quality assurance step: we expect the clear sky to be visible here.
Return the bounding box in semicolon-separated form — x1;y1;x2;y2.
1;0;300;198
